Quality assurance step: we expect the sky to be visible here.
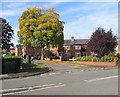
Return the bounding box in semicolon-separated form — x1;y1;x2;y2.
1;0;119;45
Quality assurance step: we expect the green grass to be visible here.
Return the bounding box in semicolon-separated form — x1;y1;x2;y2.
68;62;87;66
37;60;88;66
22;62;48;69
3;55;22;59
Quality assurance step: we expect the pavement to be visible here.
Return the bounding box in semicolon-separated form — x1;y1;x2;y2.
0;67;52;80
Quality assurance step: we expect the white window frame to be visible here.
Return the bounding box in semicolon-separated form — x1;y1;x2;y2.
75;45;81;50
75;52;81;57
82;52;87;56
64;46;70;50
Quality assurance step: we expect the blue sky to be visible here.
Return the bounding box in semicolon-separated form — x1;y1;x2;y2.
1;1;118;45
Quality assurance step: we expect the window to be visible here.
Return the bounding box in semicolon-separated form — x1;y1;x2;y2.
75;52;81;57
64;46;70;50
75;45;81;50
82;52;87;56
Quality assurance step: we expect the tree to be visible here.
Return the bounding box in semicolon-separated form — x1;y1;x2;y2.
87;27;117;57
17;7;64;60
1;17;14;51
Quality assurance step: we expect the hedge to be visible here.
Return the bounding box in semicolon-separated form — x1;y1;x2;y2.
2;56;22;74
3;55;22;59
75;56;99;62
75;56;120;62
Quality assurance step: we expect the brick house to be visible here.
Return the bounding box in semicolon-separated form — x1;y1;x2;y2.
2;36;90;59
15;37;90;58
116;40;120;54
63;36;90;57
2;48;15;54
15;44;41;57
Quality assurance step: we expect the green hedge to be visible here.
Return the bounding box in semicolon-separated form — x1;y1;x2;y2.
75;56;99;62
3;55;22;59
2;57;22;74
118;58;120;63
75;56;119;62
99;56;115;62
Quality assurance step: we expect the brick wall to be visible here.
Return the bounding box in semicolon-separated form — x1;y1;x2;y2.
74;61;119;66
15;46;41;56
64;44;89;57
50;47;59;56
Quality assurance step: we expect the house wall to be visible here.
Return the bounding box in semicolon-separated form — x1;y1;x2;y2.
118;41;120;53
64;44;89;57
50;47;59;56
15;46;41;56
2;49;15;54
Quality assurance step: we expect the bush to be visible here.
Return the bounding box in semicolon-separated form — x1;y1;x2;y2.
2;57;22;74
75;56;99;62
117;57;120;63
107;52;115;57
99;56;115;62
75;55;119;62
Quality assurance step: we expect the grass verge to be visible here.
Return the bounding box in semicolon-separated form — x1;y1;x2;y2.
22;62;48;69
37;60;88;66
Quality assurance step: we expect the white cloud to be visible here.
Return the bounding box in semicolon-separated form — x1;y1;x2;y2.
64;7;118;39
2;2;62;17
6;2;27;8
60;2;117;16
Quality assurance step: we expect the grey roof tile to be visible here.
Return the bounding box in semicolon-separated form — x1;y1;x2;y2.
64;39;90;45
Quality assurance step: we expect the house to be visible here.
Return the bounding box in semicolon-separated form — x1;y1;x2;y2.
15;44;41;57
116;40;120;54
2;48;15;54
63;36;90;57
2;36;90;59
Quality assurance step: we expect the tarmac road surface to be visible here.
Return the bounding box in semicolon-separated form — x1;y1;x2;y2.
1;62;119;95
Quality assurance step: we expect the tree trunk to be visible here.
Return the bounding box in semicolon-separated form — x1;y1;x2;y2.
40;47;44;60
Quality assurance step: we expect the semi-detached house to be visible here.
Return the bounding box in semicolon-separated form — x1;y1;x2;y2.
3;36;90;58
63;36;90;57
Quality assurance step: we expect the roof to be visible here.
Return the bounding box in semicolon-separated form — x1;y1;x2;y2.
0;17;6;23
64;39;90;45
16;44;23;48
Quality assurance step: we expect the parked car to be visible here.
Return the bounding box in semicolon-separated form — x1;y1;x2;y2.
2;54;6;57
29;54;37;61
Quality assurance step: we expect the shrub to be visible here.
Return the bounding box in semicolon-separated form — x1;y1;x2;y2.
99;56;113;62
75;55;119;62
117;57;120;63
107;52;115;57
75;56;99;62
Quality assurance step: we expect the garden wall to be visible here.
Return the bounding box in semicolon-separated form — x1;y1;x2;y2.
2;58;22;74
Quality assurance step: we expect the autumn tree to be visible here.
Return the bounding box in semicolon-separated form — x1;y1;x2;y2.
87;27;117;57
1;17;14;51
17;7;64;60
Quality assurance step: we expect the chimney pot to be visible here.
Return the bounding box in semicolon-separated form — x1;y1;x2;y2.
71;36;74;41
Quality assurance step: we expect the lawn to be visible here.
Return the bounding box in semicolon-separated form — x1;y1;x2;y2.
22;62;48;69
37;60;88;66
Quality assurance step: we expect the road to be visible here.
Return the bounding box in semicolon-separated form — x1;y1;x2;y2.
1;61;119;95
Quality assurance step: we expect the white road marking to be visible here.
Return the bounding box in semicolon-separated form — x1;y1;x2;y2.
40;74;46;76
49;73;56;75
1;83;65;95
84;76;118;82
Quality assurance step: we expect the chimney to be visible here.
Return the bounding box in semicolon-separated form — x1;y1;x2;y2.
71;36;74;41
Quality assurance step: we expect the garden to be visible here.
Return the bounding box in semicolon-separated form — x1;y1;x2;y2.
74;52;120;63
2;54;48;74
